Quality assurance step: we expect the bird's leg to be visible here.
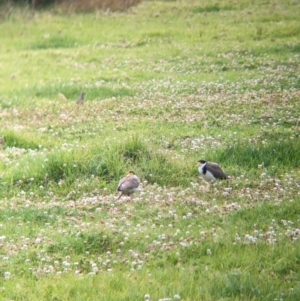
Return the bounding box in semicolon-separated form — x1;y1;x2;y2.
117;192;123;200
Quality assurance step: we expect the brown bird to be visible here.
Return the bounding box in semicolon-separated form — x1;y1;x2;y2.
117;171;141;199
198;160;228;182
76;92;85;104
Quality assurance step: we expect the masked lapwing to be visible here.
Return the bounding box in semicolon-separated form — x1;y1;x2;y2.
117;171;141;199
76;91;85;104
198;160;228;183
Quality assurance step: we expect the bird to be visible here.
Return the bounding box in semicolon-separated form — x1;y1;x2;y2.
198;160;228;183
117;171;141;199
76;92;85;104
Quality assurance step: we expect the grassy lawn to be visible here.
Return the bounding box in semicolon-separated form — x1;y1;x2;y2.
0;0;299;300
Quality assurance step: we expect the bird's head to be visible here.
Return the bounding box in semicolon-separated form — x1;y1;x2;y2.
198;159;206;166
128;171;135;176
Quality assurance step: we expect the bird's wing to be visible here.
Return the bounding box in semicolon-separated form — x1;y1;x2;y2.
117;177;127;191
207;164;227;179
132;176;140;186
117;176;140;191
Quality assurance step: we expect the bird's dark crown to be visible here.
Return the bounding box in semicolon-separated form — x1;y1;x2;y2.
129;171;135;175
198;160;206;164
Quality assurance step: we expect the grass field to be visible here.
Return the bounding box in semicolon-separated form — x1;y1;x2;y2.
0;0;300;300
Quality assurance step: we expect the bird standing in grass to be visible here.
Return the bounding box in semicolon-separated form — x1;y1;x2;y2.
76;92;85;104
198;160;228;182
117;171;141;199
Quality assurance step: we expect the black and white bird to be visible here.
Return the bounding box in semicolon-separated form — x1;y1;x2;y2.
117;171;141;199
76;91;85;104
198;160;228;183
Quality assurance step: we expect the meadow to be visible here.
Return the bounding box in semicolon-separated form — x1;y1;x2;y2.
0;0;300;300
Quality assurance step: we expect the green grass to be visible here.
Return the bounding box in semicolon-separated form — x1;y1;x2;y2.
217;137;300;171
0;0;299;300
1;130;41;149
